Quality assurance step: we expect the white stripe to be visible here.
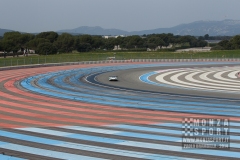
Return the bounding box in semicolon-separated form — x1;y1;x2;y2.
62;126;122;134
0;143;104;160
199;71;240;86
155;69;240;92
228;70;240;79
214;70;240;83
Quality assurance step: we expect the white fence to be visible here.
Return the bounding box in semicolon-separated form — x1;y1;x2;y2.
0;58;240;71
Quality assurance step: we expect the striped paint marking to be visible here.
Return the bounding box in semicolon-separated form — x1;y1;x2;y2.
1;62;240;159
11;125;240;158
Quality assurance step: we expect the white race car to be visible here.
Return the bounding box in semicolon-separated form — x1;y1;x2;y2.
109;76;118;81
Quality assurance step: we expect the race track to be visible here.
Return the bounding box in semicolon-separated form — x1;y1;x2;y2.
0;61;240;160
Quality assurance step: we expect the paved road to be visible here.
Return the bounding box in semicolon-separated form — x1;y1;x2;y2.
96;64;240;99
0;61;240;160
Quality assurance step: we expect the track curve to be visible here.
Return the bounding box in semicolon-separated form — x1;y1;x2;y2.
0;62;240;160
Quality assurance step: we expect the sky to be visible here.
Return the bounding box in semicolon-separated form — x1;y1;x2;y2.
1;0;240;33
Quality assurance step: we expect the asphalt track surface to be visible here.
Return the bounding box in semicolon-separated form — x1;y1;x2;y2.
95;65;240;99
0;61;240;160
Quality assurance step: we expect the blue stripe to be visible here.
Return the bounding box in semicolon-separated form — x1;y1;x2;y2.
117;141;239;158
0;130;198;160
64;124;240;140
0;155;25;160
51;71;240;109
63;126;178;141
156;123;183;128
21;75;240;116
16;61;240;159
20;63;240;117
139;71;175;88
69;133;124;144
16;127;240;158
154;123;240;133
64;125;240;144
109;124;181;134
156;122;240;127
0;142;104;160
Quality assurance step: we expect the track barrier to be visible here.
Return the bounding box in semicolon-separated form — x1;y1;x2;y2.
1;58;240;71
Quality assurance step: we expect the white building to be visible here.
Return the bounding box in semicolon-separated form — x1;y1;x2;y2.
113;45;122;50
102;35;127;39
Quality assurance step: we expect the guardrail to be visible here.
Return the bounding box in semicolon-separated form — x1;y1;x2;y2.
0;58;240;71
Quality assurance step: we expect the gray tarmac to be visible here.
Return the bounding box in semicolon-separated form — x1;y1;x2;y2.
96;64;240;100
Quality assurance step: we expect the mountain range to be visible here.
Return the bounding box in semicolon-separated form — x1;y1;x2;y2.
1;19;240;36
58;20;240;36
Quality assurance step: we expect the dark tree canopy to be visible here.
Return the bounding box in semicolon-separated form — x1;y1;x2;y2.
37;42;57;55
212;35;240;50
36;31;58;43
26;38;50;50
77;43;92;52
231;35;240;49
204;34;209;40
54;33;75;53
0;31;224;54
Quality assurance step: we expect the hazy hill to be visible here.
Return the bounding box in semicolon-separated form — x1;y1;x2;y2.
0;28;14;36
58;19;240;36
1;20;240;36
131;19;240;36
58;26;128;35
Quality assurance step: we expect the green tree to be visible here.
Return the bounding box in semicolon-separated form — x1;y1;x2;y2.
74;35;95;51
198;40;208;47
204;34;209;40
128;36;144;48
2;32;35;56
230;35;240;49
20;33;35;47
154;33;173;47
102;38;115;50
1;39;16;52
36;31;58;43
37;42;57;55
218;40;231;49
54;33;75;53
2;32;22;52
26;38;50;50
76;43;92;52
146;43;157;50
92;36;104;49
148;37;165;49
0;40;3;51
171;35;182;47
79;35;93;44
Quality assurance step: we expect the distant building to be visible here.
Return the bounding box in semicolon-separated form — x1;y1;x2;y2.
113;45;122;50
147;44;174;51
102;36;116;39
205;40;221;44
102;35;127;39
162;44;173;49
29;50;35;54
17;49;35;54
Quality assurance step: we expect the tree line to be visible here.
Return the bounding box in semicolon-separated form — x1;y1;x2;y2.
0;31;209;55
212;35;240;50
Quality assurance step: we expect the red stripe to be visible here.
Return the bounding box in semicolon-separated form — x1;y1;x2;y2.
1;63;239;129
6;80;240;121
